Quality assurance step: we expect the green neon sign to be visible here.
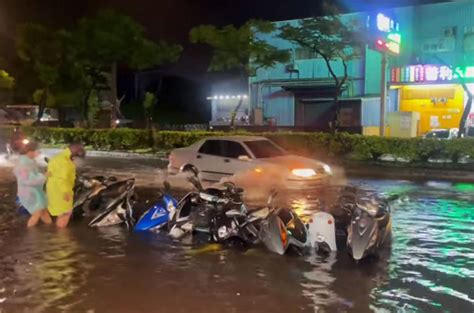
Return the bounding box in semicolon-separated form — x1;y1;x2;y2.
454;66;474;79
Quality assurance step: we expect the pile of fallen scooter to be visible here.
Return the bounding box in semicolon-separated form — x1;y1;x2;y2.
55;169;392;262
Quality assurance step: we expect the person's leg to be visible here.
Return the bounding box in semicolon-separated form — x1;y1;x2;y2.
39;209;52;225
27;211;42;227
56;211;72;228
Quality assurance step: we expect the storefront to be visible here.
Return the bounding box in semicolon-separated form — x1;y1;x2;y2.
389;64;474;135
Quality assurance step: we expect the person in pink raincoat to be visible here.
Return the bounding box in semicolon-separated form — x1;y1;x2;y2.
13;142;52;227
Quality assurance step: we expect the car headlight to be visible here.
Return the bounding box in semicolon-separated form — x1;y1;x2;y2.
323;164;332;175
291;168;316;178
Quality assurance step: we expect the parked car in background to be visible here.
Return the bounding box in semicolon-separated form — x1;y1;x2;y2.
0;107;21;125
464;126;474;138
5;105;59;126
423;128;459;140
168;136;333;189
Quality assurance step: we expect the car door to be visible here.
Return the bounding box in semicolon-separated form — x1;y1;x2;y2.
219;140;256;175
194;140;232;182
194;140;253;182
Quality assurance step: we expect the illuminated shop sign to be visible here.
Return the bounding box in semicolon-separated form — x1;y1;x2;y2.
369;12;401;55
376;13;398;33
390;65;474;83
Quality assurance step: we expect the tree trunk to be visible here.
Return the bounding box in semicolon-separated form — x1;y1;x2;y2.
459;84;473;138
57;108;66;127
230;68;247;130
36;87;48;124
230;99;243;130
110;63;118;128
82;88;92;128
332;92;340;133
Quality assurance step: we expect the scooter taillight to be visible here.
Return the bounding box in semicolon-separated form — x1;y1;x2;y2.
278;220;288;248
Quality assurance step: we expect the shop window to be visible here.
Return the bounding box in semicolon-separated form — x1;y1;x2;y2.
295;48;319;60
464;34;474;52
402;87;455;100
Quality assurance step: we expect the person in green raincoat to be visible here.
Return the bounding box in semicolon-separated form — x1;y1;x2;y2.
13;142;52;227
46;143;85;228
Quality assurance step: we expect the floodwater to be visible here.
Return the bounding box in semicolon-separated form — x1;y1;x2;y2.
0;171;473;312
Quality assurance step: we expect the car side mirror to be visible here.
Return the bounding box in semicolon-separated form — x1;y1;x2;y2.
238;155;251;161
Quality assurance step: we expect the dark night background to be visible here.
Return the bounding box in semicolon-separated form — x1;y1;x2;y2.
0;0;450;123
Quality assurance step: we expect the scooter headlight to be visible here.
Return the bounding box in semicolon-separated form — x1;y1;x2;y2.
316;235;326;243
359;215;370;229
218;226;228;239
167;201;176;212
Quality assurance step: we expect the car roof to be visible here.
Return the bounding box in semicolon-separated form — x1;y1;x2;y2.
428;129;452;132
203;136;268;142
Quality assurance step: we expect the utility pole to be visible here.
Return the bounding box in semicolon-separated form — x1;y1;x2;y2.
380;52;388;137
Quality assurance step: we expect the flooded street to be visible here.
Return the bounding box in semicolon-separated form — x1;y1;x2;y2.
0;159;473;312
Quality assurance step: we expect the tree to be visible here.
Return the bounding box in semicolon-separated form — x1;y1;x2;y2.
459;74;474;137
87;90;101;128
190;20;290;128
0;70;14;90
16;24;71;122
279;6;365;130
32;89;55;107
143;91;157;129
431;55;473;138
0;69;15;105
72;10;182;127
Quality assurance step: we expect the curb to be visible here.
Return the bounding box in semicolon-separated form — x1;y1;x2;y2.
41;148;168;161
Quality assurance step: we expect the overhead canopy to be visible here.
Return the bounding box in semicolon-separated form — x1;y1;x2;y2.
254;78;346;97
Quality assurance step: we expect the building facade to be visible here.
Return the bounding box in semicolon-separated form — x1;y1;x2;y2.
250;0;474;135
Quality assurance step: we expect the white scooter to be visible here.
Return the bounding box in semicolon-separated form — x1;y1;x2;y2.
307;212;337;253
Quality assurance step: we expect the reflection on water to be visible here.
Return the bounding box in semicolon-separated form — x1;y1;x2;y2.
0;178;473;312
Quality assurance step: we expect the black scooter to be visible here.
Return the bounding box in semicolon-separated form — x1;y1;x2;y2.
73;175;137;228
346;196;392;261
169;174;262;247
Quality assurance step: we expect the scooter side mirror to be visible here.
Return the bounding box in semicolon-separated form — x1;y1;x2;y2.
188;176;203;191
267;189;278;207
223;182;236;193
188;166;199;177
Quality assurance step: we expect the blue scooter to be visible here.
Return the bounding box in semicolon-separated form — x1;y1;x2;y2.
16;197;30;216
134;181;178;232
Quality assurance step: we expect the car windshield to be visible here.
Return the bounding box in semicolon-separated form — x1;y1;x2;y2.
244;140;287;158
426;130;450;139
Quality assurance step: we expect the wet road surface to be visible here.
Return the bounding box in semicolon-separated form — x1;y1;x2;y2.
0;158;473;312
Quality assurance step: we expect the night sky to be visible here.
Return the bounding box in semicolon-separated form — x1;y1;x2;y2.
0;0;451;79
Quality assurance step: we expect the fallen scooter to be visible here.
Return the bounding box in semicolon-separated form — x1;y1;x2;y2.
134;181;178;232
305;186;392;261
169;174;265;247
347;196;392;261
72;174;137;228
259;206;311;255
